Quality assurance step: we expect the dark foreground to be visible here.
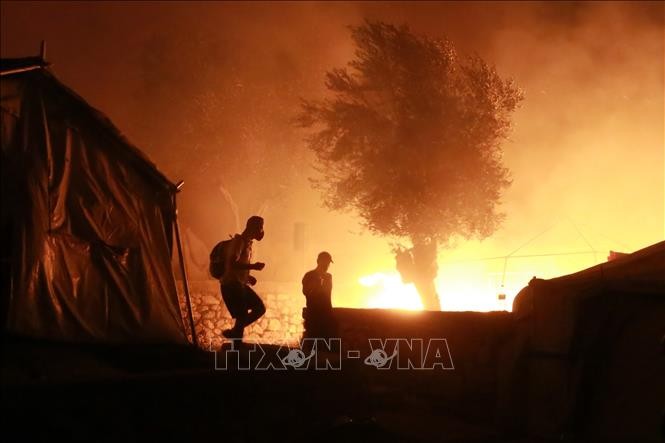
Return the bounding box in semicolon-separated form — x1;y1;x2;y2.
1;335;542;443
2;295;664;443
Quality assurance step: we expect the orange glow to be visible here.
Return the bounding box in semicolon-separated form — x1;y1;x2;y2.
353;235;620;312
6;3;658;312
359;273;424;311
356;267;514;312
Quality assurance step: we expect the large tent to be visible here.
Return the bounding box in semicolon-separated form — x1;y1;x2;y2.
1;57;188;344
501;240;665;440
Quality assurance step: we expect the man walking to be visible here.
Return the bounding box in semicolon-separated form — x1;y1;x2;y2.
220;216;266;341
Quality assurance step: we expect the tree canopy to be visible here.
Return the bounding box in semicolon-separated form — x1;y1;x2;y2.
299;21;523;248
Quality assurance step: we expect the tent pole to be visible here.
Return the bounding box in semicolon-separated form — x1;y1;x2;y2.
173;184;198;347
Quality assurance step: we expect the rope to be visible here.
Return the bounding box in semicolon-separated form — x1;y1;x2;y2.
567;215;598;263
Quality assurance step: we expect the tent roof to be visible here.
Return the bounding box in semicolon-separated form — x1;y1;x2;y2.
546;240;664;288
0;56;49;75
1;57;177;192
513;240;665;318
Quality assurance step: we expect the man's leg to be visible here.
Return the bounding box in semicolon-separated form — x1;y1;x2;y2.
221;282;246;340
242;285;266;327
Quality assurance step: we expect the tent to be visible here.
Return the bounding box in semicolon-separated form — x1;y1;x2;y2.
501;240;665;440
1;56;189;344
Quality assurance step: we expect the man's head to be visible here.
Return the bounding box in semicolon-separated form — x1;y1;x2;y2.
316;251;333;272
244;216;265;241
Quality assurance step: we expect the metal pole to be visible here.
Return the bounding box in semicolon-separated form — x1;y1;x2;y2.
173;183;198;347
0;65;43;77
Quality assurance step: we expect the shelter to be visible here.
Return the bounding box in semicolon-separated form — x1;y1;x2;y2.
1;56;189;344
502;240;665;440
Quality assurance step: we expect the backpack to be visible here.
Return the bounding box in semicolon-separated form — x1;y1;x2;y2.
209;236;235;279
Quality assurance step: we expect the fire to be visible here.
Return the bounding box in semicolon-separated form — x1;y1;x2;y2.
357;270;515;312
359;273;424;311
355;250;608;312
349;221;635;312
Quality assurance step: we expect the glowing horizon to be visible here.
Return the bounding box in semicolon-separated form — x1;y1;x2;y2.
345;244;624;312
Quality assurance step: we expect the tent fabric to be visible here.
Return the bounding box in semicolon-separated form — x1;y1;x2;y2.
502;241;665;439
512;240;664;354
1;63;187;343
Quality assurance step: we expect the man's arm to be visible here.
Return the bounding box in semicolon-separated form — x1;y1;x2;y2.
228;237;264;270
322;273;332;293
302;272;316;297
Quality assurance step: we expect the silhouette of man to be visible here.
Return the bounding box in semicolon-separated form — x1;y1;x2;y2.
220;216;266;341
301;251;337;340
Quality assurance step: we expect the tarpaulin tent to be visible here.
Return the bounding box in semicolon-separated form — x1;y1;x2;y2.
1;57;189;344
501;240;665;440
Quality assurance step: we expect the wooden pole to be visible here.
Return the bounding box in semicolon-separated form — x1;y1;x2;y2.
173;182;198;347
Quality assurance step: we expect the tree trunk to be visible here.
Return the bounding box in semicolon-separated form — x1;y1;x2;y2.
395;239;440;310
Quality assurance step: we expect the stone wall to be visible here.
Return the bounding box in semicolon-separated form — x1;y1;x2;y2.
177;280;305;349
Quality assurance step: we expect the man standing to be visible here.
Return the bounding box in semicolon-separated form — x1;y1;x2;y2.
220;216;266;341
301;251;336;340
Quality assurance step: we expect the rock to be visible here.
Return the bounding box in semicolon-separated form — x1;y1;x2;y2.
221;321;233;330
204;319;215;330
268;319;282;331
263;332;280;343
201;295;220;305
203;311;216;320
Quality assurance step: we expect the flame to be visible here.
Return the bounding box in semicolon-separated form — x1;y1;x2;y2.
359;272;424;311
355;250;607;312
357;270;514;312
346;221;630;312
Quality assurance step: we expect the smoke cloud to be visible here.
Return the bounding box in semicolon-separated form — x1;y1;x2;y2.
2;1;662;309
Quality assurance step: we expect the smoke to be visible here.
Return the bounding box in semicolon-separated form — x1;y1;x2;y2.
491;2;664;250
2;1;662;308
218;185;240;233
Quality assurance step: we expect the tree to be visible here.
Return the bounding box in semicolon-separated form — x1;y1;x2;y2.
298;21;523;310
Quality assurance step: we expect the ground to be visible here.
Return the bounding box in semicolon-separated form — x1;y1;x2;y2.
1;336;538;443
